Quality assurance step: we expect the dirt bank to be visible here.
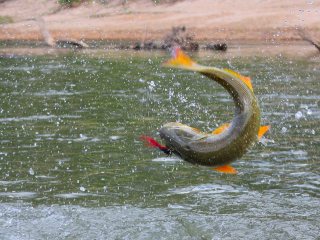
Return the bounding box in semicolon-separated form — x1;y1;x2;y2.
0;0;319;43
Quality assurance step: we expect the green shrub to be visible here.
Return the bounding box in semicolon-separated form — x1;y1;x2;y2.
0;15;13;24
58;0;82;7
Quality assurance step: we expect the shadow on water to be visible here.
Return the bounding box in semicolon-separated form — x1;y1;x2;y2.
0;50;319;239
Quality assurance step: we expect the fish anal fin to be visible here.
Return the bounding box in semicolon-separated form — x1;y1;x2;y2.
213;165;238;174
163;47;196;68
258;125;270;140
212;123;230;135
224;68;253;91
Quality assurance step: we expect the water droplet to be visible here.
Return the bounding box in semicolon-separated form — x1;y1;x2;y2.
148;81;156;91
79;134;87;139
295;111;303;120
306;109;312;115
28;168;34;175
281;127;287;133
109;136;121;141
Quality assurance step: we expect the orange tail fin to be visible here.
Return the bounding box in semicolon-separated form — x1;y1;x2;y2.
163;47;196;68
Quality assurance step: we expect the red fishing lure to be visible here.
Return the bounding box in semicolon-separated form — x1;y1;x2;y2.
140;135;171;155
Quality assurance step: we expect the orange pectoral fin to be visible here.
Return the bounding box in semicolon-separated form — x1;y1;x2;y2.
212;123;230;135
258;125;270;140
163;47;196;68
213;165;238;174
190;126;203;134
224;68;253;91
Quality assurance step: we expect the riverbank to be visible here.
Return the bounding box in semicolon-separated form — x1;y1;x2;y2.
1;41;320;59
0;0;319;43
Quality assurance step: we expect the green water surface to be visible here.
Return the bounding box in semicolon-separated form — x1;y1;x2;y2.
0;51;319;239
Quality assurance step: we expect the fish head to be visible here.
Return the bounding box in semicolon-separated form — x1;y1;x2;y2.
159;122;207;158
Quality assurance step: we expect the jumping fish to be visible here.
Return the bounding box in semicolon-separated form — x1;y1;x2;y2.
141;48;270;174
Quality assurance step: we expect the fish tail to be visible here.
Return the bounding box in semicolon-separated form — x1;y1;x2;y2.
140;135;171;155
163;47;197;69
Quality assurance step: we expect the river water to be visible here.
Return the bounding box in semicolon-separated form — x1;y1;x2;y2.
0;50;319;239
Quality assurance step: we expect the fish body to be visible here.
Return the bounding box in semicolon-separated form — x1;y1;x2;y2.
142;48;269;173
160;65;260;167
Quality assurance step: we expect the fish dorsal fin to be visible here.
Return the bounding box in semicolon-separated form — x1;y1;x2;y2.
163;47;197;68
212;123;230;135
258;125;270;140
224;68;253;91
213;165;238;174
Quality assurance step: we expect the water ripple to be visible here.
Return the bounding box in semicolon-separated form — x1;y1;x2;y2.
0;114;81;122
169;184;248;195
0;192;37;199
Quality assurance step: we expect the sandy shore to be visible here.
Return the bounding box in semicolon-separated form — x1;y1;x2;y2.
0;0;319;43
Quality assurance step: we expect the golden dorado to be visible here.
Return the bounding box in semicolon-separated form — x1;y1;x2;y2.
141;48;270;174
